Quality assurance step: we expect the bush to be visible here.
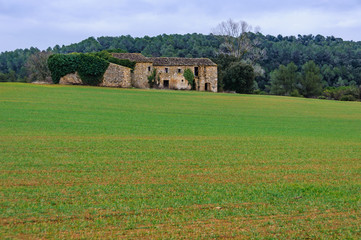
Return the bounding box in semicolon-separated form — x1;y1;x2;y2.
318;96;327;100
148;69;157;88
183;69;195;90
322;86;360;101
340;95;356;101
93;51;136;70
223;62;255;94
290;89;302;97
48;54;79;84
77;54;109;86
48;51;135;85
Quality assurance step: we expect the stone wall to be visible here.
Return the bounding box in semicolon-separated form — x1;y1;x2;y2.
100;63;131;88
153;65;217;92
59;73;82;85
58;59;217;92
155;66;191;90
205;66;218;92
132;62;153;88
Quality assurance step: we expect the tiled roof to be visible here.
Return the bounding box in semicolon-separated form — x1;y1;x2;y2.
149;57;216;66
112;53;152;63
112;53;216;66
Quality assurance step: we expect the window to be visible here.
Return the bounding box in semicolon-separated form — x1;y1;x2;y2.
165;68;169;73
194;67;199;77
148;66;151;71
178;69;182;73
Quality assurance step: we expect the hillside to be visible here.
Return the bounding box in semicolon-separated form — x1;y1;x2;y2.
1;33;361;91
1;83;360;238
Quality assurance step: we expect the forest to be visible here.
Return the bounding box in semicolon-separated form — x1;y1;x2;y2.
1;29;361;100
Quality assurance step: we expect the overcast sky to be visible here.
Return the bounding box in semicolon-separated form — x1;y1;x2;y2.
1;0;361;52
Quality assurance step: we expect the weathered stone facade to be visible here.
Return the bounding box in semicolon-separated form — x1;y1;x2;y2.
132;62;153;88
59;73;82;85
59;63;132;88
58;53;218;92
113;53;218;92
100;63;131;88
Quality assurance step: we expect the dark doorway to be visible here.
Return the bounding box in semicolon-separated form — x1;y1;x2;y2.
194;67;199;77
163;80;169;88
205;83;210;91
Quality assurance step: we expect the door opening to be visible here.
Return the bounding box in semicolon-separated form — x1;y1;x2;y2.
205;83;210;91
163;80;169;88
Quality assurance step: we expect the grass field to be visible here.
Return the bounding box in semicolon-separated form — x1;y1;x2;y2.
1;82;360;239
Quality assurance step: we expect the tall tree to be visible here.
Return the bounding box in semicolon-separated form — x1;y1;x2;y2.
270;62;300;95
299;61;322;97
213;19;254;59
25;51;52;82
223;62;255;93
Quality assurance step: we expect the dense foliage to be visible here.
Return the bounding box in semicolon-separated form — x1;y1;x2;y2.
93;50;136;70
321;86;361;101
270;62;300;96
147;69;157;88
47;51;137;85
183;69;195;90
25;51;52;83
0;33;360;99
48;53;109;85
48;54;80;84
223;62;255;93
77;54;109;86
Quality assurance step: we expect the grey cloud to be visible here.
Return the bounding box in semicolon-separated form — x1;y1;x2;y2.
1;0;361;52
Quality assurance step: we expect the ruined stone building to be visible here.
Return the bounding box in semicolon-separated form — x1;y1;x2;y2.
60;53;218;92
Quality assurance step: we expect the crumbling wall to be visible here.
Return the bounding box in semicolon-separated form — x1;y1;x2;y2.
59;73;82;85
101;63;131;88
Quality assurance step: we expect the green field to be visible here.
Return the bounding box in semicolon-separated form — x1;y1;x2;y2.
1;83;360;239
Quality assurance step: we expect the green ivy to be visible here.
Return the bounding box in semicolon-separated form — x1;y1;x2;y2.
47;51;135;85
148;69;157;88
47;53;80;84
94;51;136;70
183;68;195;90
77;54;109;86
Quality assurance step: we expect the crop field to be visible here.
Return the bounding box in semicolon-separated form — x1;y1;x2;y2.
1;82;360;239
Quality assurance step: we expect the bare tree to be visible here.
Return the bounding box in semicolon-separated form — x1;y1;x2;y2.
213;19;265;62
25;51;52;83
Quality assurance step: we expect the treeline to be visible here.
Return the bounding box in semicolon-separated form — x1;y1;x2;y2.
1;33;360;100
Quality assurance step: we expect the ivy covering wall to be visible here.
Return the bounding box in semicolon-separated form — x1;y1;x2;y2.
47;51;135;85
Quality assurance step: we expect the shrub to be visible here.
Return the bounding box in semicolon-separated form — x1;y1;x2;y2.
183;69;195;90
290;89;302;97
93;51;135;70
148;69;157;88
48;53;79;84
322;86;360;101
48;51;135;86
340;95;356;101
77;54;109;86
223;62;255;94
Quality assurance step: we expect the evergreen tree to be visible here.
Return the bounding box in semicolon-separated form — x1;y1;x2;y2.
270;62;300;95
299;61;323;97
223;62;255;93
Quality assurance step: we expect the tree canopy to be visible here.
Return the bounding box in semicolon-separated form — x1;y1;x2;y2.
0;32;360;100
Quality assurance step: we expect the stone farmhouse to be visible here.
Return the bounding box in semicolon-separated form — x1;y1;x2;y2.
60;53;218;92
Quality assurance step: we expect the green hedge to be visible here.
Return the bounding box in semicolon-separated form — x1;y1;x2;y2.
77;54;109;86
48;51;136;85
48;53;79;84
93;51;136;70
322;86;360;101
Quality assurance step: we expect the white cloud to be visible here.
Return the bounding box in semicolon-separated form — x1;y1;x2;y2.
1;0;361;52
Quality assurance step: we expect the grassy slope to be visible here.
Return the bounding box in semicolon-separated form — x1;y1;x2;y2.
1;83;360;239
